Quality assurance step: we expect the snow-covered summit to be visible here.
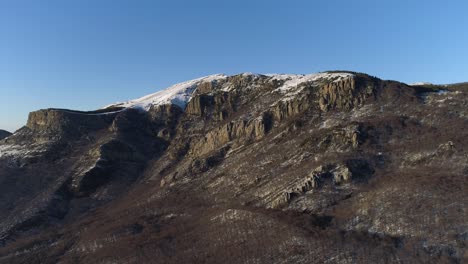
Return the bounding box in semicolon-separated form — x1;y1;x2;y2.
106;74;228;110
106;72;354;111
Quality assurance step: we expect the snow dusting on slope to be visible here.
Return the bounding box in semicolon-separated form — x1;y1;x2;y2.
0;143;47;160
270;72;354;93
267;72;354;101
0;145;23;158
107;74;227;110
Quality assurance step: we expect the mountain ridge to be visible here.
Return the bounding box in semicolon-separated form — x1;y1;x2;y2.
0;71;466;263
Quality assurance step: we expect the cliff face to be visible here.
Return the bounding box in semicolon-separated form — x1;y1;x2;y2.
0;72;467;264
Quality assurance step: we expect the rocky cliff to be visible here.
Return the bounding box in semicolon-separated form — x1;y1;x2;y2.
0;72;466;264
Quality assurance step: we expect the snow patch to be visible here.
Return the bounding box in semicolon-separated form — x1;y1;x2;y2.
410;82;433;86
270;72;354;93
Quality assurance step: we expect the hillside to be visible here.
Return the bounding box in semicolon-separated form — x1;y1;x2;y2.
0;130;11;140
0;72;466;263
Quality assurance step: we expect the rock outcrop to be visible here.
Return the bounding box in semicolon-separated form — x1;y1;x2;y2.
186;92;237;121
318;75;376;111
70;139;145;196
26;108;120;139
317;124;365;152
189;114;272;156
279;161;371;206
185;94;214;116
270;97;310;122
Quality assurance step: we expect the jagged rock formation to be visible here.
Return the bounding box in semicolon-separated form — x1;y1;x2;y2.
0;72;467;264
0;130;11;140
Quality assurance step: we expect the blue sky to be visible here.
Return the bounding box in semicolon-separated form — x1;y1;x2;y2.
1;0;467;132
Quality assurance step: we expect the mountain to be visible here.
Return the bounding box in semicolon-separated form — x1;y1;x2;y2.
0;130;11;140
0;72;466;263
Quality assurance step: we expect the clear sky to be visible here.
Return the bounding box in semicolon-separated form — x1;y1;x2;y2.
1;0;467;132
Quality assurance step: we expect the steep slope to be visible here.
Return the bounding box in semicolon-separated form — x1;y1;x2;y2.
0;72;467;263
0;130;11;140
